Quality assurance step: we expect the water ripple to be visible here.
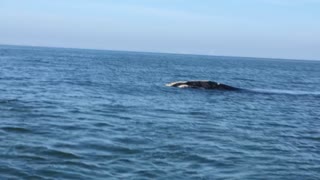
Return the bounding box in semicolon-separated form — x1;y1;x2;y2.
1;45;320;179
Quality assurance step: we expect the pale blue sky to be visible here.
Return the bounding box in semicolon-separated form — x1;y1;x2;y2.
1;0;320;60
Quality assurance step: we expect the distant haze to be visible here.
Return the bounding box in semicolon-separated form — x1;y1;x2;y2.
1;0;320;60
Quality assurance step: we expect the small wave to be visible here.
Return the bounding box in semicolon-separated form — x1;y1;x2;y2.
45;149;81;159
0;99;19;104
249;88;320;96
1;126;31;133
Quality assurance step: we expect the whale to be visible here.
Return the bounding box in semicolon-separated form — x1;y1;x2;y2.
166;80;240;91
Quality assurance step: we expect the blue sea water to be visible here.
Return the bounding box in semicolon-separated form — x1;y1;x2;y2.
0;45;320;179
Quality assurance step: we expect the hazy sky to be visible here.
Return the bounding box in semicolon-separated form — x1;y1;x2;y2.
1;0;320;60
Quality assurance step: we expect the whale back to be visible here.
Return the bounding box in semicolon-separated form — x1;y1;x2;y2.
166;80;239;90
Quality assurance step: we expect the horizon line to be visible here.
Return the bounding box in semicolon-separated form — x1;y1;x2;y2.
0;43;319;62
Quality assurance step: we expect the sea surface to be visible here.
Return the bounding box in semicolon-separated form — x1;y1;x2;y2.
0;45;320;180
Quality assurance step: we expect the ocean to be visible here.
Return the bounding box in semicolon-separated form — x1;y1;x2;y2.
0;45;319;179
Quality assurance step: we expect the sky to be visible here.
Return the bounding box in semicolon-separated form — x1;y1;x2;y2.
0;0;320;60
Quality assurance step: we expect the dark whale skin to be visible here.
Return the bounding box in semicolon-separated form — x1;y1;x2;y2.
166;80;240;91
